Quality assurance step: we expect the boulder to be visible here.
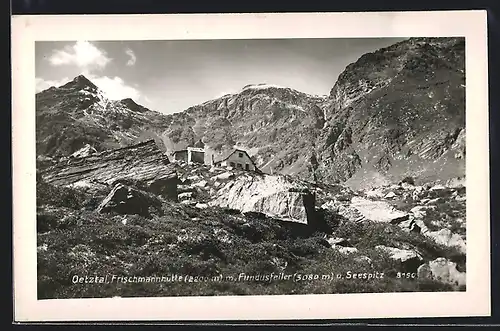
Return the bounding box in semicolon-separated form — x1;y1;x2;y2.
212;172;235;181
144;174;180;201
384;191;397;199
401;182;415;190
40;140;177;194
430;184;446;191
326;237;349;247
209;174;315;225
70;144;98;158
350;196;409;223
417;257;466;288
398;217;428;234
326;237;359;254
424;228;466;254
193;180;208;188
376;245;423;271
376;245;423;263
96;184;163;218
354;256;372;264
426;197;444;205
365;188;385;198
410;205;427;218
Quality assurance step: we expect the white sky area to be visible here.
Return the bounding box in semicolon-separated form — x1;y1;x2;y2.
35;38;407;114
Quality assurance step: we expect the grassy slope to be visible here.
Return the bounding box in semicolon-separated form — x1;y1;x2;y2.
36;180;461;299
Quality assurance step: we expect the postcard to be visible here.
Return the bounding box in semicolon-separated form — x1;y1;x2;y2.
12;10;490;322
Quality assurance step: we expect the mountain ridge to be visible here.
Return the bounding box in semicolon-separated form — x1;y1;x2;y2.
36;37;465;188
35;74;172;157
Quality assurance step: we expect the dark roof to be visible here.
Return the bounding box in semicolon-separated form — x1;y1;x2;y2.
173;149;187;154
193;140;205;148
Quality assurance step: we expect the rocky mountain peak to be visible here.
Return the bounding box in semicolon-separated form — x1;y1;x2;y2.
35;74;172;158
317;37;465;188
119;97;148;113
59;74;99;92
35;37;465;190
328;37;465;113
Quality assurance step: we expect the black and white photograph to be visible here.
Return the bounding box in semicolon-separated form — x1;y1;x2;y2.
12;11;490;321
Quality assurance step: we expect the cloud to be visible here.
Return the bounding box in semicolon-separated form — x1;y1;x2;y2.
48;41;111;71
35;77;69;92
87;74;140;101
125;48;137;66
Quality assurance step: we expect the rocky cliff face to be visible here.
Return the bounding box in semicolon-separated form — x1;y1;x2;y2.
157;37;466;188
317;37;465;188
36;75;171;157
161;83;328;176
36;37;465;189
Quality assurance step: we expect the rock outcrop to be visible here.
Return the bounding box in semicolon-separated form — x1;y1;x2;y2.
424;228;466;254
318;37;465;189
96;184;164;218
417;257;466;288
39;140;180;198
375;245;424;272
349;196;409;223
209;174;315;225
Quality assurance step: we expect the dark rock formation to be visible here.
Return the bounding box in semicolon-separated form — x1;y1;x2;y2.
39;140;180;198
96;184;164;218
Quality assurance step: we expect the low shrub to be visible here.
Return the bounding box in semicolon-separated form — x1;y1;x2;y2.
37;180;87;210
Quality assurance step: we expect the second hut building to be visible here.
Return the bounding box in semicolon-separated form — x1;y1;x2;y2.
213;148;259;172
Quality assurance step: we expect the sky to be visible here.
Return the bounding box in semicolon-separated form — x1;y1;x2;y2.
35;38;408;114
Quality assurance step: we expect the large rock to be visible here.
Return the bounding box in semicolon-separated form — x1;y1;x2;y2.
96;184;164;218
209;174;315;224
70;143;98;158
410;205;428;218
376;245;423;271
327;237;358;254
350;196;409;223
417;257;466;288
424;228;466;254
40;140;180;196
398;217;429;234
144;173;180;201
376;245;423;262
